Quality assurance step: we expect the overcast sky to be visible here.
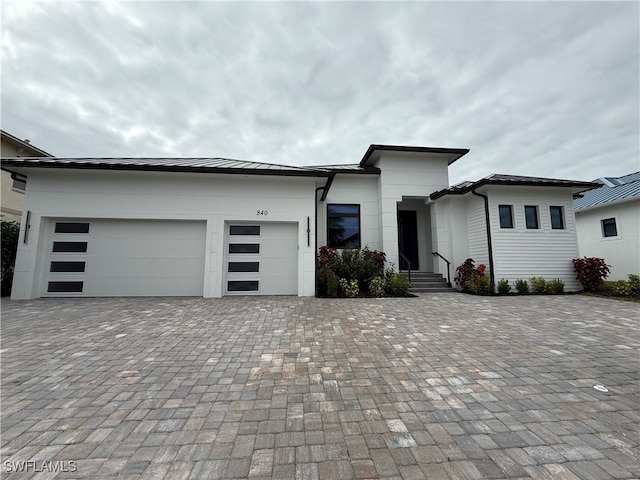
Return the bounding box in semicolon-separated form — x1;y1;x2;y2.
2;1;638;185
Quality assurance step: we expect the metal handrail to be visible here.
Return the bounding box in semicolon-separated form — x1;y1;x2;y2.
431;252;452;287
398;252;412;283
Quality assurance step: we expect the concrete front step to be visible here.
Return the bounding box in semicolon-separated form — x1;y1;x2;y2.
401;271;456;293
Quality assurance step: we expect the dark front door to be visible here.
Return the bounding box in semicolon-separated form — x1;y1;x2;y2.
398;210;419;270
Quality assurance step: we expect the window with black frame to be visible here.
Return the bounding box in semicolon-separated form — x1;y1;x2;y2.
601;217;617;237
498;205;514;228
524;205;539;229
327;204;360;248
549;206;565;229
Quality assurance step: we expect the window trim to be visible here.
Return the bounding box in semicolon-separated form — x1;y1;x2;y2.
601;217;618;238
524;205;539;230
549;206;565;230
498;205;514;229
327;203;361;249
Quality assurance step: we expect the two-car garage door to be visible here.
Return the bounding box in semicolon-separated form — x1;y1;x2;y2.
43;219;298;297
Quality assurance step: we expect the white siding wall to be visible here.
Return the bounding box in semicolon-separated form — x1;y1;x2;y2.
466;196;489;269
11;169;318;299
487;186;581;291
575;199;640;280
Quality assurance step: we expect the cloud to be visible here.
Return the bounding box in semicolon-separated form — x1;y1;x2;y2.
1;1;638;184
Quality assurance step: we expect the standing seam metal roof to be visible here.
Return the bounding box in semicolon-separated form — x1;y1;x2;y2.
574;172;640;210
0;157;337;177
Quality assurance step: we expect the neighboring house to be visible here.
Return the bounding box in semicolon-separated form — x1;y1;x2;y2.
1;144;599;299
1;130;52;222
574;172;640;281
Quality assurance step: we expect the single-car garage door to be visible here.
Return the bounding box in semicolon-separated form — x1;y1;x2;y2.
44;219;206;296
224;222;298;295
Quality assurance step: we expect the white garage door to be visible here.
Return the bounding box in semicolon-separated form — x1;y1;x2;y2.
44;219;206;297
224;222;298;295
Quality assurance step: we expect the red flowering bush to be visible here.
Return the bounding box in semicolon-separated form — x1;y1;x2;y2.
572;257;610;292
455;258;492;295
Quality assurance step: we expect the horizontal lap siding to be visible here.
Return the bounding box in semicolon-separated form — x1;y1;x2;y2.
467;197;489;268
487;187;581;291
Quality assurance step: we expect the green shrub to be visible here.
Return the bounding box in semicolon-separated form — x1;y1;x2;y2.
572;257;610;292
339;278;359;298
530;277;547;294
515;279;529;294
497;279;511;294
611;280;631;297
628;274;640;296
384;265;411;296
465;274;492;295
369;276;386;297
546;278;565;294
317;246;386;296
1;220;20;297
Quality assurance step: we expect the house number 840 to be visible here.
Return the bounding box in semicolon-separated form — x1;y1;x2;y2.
257;210;269;216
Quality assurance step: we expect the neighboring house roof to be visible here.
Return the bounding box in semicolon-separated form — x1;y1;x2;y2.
574;171;640;211
0;156;339;178
359;144;469;167
0;129;52;157
430;173;600;200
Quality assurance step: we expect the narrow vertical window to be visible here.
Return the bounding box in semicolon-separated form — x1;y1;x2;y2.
549;206;565;230
498;205;514;229
327;204;361;248
601;218;617;237
524;206;539;229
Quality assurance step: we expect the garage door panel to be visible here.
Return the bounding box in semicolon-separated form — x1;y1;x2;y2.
89;238;204;257
82;275;203;296
258;257;297;272
86;256;204;276
45;219;206;297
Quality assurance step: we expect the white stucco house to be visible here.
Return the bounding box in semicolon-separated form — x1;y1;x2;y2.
2;144;599;299
574;172;640;281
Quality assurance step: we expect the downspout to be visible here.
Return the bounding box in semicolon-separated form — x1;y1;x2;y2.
314;174;335;295
471;189;495;289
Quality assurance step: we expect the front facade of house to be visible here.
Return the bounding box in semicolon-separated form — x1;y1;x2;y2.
2;145;598;299
574;172;640;280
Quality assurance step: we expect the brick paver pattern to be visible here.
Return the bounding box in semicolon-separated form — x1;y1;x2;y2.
1;293;638;479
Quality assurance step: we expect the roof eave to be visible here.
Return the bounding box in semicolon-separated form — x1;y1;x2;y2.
359;144;470;167
0;160;333;178
430;179;601;201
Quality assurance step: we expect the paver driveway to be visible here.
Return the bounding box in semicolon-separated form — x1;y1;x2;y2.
1;293;638;479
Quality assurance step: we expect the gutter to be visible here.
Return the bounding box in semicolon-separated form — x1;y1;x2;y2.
471;189;495;289
314;174;336;294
